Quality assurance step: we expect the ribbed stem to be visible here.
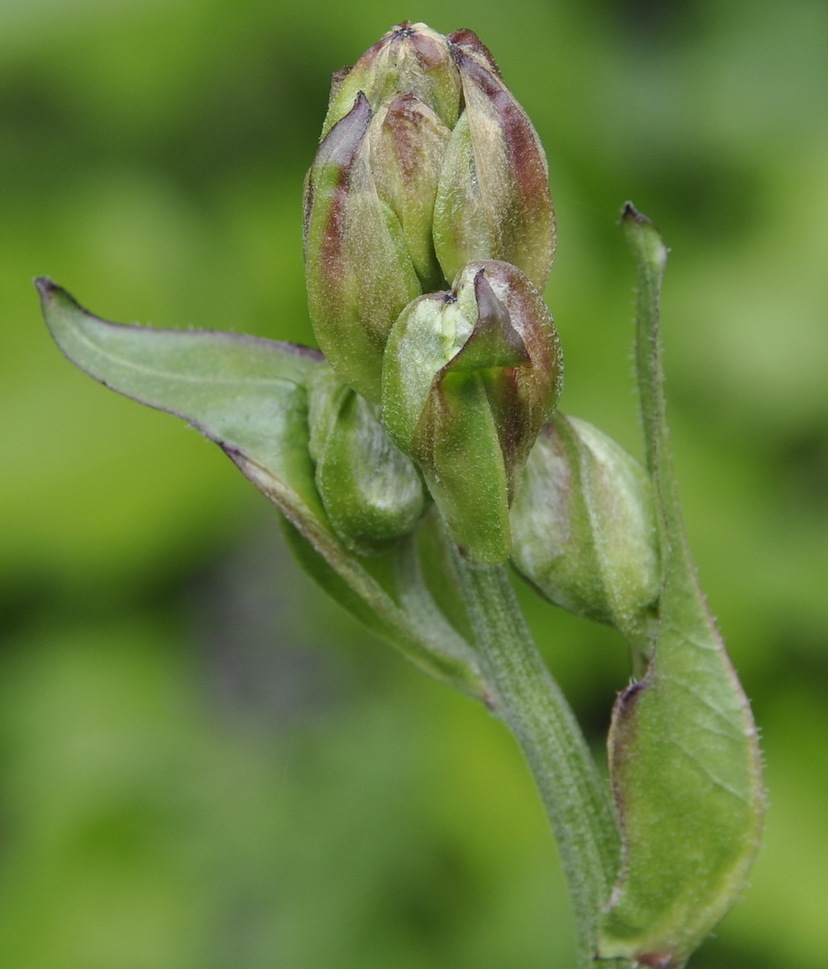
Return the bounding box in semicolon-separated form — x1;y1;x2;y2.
450;551;631;968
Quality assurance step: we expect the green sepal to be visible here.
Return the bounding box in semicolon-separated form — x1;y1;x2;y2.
382;279;512;565
36;278;484;699
419;369;514;565
596;209;764;968
370;93;452;292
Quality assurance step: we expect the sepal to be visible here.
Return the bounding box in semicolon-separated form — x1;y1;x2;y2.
432;37;555;289
370;93;452;291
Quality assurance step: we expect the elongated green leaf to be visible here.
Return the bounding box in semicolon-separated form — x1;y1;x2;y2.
37;277;326;508
37;278;484;699
597;211;764;968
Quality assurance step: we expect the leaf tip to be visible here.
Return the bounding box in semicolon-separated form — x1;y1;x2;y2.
34;275;60;301
620;201;651;227
620;202;668;272
34;277;87;323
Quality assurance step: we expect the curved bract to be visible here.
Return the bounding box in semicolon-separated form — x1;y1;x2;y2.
304;21;555;402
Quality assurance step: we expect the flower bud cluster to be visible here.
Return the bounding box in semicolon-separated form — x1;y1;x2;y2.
303;22;560;565
304;21;556;402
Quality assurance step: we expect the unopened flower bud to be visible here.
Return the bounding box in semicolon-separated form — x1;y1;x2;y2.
308;367;427;557
432;30;555;290
510;414;660;651
303;93;423;402
322;22;462;136
370;93;452;291
382;260;561;566
304;22;555;402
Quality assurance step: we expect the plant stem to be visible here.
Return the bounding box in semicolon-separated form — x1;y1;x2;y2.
449;550;631;968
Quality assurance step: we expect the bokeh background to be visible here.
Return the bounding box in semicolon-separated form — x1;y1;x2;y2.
2;0;827;966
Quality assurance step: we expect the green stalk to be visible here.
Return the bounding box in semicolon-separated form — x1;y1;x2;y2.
449;549;631;968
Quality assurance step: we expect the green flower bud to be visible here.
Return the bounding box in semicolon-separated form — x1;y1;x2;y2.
510;413;660;652
382;260;562;566
370;93;453;291
303;92;423;402
432;31;556;290
308;367;427;556
304;22;555;402
322;22;462;136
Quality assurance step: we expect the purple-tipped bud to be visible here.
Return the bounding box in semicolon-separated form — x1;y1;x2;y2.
303;93;423;401
382;260;562;565
433;36;556;290
322;22;462;136
304;23;555;402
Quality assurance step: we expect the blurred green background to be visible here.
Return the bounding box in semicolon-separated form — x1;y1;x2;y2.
2;0;827;966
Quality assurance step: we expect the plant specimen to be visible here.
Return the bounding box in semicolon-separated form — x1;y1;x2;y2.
38;23;763;969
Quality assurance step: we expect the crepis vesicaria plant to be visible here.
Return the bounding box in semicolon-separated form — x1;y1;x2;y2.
38;21;763;969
